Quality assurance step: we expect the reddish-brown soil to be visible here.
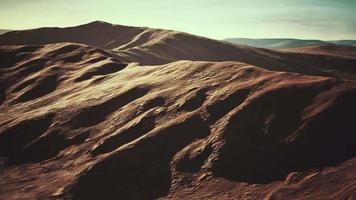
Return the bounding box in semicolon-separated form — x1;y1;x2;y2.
0;22;355;200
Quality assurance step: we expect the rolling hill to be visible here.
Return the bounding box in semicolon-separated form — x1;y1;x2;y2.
0;22;355;199
1;21;356;80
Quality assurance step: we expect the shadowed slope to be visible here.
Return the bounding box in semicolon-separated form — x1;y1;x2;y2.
0;21;143;49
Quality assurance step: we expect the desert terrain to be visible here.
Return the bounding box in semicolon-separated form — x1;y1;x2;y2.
0;21;355;199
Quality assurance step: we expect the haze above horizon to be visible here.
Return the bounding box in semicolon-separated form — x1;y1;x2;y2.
1;0;356;40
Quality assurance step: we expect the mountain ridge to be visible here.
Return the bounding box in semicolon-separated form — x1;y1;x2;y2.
1;21;356;80
283;44;356;59
224;37;356;49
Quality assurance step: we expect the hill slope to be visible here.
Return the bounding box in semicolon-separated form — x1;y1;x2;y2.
1;21;356;80
0;42;355;200
0;21;145;49
0;22;356;199
0;29;10;35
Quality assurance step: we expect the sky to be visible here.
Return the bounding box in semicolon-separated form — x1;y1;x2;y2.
1;0;356;40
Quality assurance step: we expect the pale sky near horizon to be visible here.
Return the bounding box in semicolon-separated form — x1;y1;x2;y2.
1;0;356;40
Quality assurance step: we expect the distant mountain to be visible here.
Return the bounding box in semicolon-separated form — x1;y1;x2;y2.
283;44;356;58
224;38;356;49
330;40;356;46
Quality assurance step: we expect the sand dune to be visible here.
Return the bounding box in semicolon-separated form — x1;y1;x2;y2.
0;22;356;199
